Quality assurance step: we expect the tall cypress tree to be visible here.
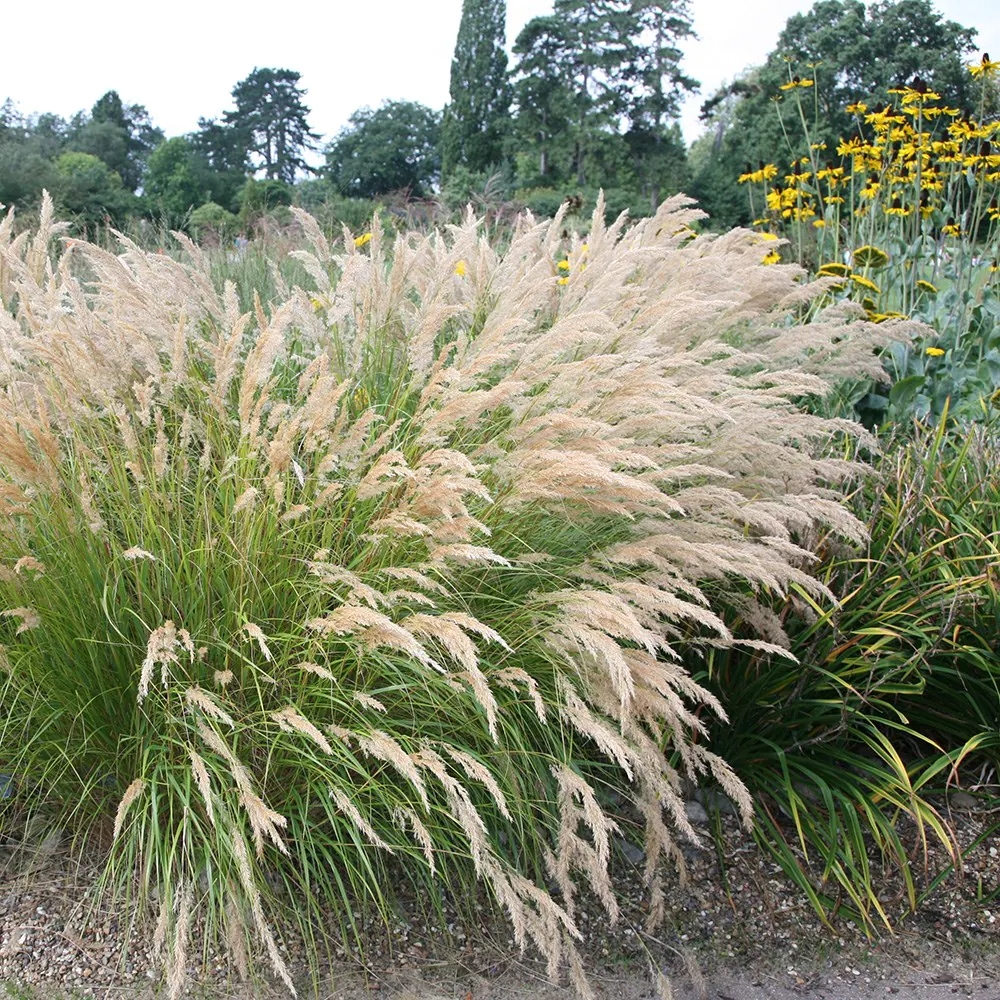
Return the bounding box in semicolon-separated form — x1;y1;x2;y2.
441;0;511;177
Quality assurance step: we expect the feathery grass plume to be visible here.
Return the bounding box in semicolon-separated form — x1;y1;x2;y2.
112;778;146;841
1;606;39;634
392;805;437;872
122;546;156;561
0;193;894;994
151;891;171;962
185;686;236;729
242;621;274;662
547;765;620;921
271;705;334;755
224;889;250;981
166;881;194;1000
354;728;429;809
188;749;216;827
139;623;193;700
13;555;45;577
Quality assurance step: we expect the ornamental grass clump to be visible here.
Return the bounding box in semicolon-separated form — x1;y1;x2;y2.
0;193;897;996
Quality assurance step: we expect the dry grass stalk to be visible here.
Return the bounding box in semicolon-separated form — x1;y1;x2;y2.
112;778;146;842
188;749;216;827
166;881;194;1000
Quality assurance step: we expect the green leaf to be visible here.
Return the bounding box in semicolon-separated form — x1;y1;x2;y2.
889;374;926;408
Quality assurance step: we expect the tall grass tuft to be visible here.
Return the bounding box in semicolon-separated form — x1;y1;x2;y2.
0;192;894;995
697;412;1000;932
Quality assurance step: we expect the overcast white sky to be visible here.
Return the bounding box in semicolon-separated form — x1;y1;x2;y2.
4;0;998;149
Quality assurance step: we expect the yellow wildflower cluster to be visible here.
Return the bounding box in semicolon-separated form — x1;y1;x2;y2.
555;242;589;286
738;162;779;184
738;56;1000;341
740;68;1000;234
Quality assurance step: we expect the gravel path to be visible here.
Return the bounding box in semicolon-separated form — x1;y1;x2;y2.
2;791;999;999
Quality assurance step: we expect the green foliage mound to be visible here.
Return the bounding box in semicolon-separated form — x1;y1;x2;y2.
699;415;1000;931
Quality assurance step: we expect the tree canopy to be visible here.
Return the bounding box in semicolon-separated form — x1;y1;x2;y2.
692;0;980;226
53;151;132;229
223;68;320;184
143;137;204;227
511;16;576;180
70;91;163;192
510;0;696;200
0;0;991;234
326;101;441;199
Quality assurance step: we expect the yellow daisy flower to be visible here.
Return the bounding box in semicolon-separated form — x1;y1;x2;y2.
850;273;881;293
817;262;850;277
853;246;889;269
970;53;1000;77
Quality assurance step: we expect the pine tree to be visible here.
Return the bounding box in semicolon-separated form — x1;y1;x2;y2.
441;0;511;177
224;68;319;185
622;0;698;208
552;0;633;185
512;17;576;180
546;0;695;189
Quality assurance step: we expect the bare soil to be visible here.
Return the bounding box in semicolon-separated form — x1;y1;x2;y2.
2;789;999;999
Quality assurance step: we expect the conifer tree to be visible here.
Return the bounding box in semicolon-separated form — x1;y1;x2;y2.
441;0;511;177
514;0;695;189
224;68;319;185
512;16;575;179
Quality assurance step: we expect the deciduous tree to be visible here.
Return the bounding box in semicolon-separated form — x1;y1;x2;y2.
326;101;441;199
143;137;205;227
69;91;163;192
0;104;61;210
53;151;132;229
